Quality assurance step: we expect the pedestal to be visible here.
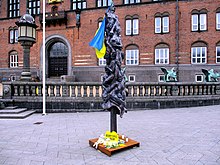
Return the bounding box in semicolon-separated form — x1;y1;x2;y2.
110;107;117;132
89;135;140;157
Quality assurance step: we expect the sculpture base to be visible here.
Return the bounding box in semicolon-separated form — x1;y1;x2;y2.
89;135;140;157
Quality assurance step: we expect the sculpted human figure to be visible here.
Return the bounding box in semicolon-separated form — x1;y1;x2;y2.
102;3;127;118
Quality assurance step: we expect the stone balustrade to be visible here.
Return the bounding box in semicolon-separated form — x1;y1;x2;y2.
2;81;220;112
2;82;220;98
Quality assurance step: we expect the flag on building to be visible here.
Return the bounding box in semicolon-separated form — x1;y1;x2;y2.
89;17;106;59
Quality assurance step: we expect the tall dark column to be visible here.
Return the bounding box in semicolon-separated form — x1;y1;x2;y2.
20;42;34;81
101;3;127;133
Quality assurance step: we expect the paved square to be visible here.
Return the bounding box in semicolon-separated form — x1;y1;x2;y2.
0;105;220;165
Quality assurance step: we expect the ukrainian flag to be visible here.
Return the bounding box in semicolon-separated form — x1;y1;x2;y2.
89;17;106;59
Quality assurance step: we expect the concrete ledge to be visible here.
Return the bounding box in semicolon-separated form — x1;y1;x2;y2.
1;96;220;113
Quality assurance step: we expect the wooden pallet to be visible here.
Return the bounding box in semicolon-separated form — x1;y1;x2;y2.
89;136;140;156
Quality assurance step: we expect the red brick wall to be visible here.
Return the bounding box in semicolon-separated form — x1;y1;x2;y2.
0;0;220;81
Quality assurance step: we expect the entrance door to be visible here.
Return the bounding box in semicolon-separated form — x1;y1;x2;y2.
48;42;68;77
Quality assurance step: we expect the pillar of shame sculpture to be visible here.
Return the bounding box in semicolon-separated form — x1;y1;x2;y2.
102;4;127;119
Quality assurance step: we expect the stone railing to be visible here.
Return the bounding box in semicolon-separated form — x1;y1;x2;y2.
2;82;220;112
2;82;220;98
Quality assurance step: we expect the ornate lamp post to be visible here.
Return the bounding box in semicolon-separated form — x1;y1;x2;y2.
75;8;81;28
15;10;38;81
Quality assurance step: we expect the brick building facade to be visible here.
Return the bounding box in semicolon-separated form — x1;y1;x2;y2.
0;0;220;82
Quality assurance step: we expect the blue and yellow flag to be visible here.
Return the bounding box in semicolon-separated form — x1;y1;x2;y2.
89;17;106;59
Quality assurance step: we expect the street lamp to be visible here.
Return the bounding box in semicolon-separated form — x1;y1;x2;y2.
75;8;81;39
75;8;81;28
15;9;38;81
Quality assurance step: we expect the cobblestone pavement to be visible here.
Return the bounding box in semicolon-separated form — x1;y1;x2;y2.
0;105;220;165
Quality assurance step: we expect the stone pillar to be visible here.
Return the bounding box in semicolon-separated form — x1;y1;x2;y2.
20;42;33;81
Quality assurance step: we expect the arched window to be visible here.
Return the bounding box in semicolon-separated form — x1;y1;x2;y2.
191;41;207;64
155;43;169;64
125;15;139;36
216;42;220;63
9;27;18;44
9;51;18;68
48;42;68;77
125;45;139;65
155;12;169;34
71;0;86;10
191;9;207;32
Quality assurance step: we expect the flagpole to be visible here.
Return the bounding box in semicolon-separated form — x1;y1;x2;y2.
42;0;46;115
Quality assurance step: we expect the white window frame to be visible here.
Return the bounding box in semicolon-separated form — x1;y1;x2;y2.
10;53;19;68
99;58;106;66
124;0;140;4
71;0;86;10
155;17;161;33
9;29;18;44
97;0;112;7
195;75;204;82
124;0;129;4
9;29;14;44
133;18;139;35
191;47;207;64
126;19;131;35
126;49;139;65
200;14;207;31
216;46;220;63
155;16;169;34
15;29;18;43
128;75;136;82
155;48;169;64
192;13;207;31
216;13;220;30
126;18;139;35
163;16;169;33
192;14;198;31
8;0;20;18
101;74;104;82
158;75;165;82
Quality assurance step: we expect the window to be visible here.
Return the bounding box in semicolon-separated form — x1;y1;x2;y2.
155;44;169;64
191;10;207;32
158;75;165;82
216;45;220;63
195;75;204;82
216;12;220;30
97;0;112;7
128;75;135;82
8;0;20;17
155;16;169;34
125;45;139;65
71;0;86;10
124;0;140;4
191;47;207;64
49;42;68;77
126;16;139;35
27;0;40;15
99;58;106;66
9;51;19;68
9;28;18;44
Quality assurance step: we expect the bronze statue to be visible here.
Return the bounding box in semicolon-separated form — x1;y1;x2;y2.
202;69;220;82
161;67;177;82
102;3;127;120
